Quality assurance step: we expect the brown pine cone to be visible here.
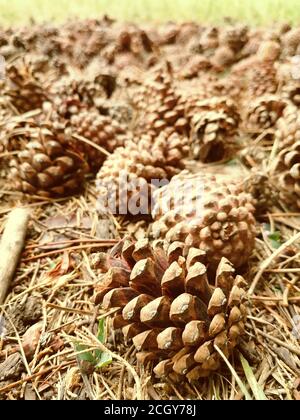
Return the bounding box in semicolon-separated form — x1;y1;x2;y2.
69;110;127;171
116;26;154;54
244;95;286;134
189;97;240;162
151;173;257;268
277;57;300;107
8;122;89;197
96;133;189;215
213;74;244;104
219;25;249;53
0;105;18;150
47;75;109;120
133;66;189;137
282;81;300;107
178;55;213;79
211;45;235;69
1;58;48;112
199;27;219;53
239;29;263;58
94;237;248;382
282;28;300;56
256;40;281;62
132;65;173;111
177;74;220;105
246;60;278;98
243;170;279;214
233;56;278;100
95;98;133;126
273;105;300;210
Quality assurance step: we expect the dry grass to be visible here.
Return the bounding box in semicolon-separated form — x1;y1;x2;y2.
0;0;300;25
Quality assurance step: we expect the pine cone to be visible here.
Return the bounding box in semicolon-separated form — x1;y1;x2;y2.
282;81;300;107
133;66;189;137
282;28;300;56
274;105;300;210
0;111;21;173
177;74;220;105
96;133;189;215
244;95;286;133
2;59;48;112
211;45;235;69
245;60;278;98
8;122;89;197
277;57;300;106
178;55;213;79
243;170;279;214
96;99;133;126
94;237;248;382
151;173;256;268
219;25;248;53
189;97;240;162
116;26;154;54
213;74;244;104
47;75;108;120
69;110;127;171
240;30;262;58
256;40;281;62
199;27;219;53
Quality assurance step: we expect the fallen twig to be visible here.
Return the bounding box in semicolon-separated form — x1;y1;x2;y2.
0;208;31;304
22;241;117;262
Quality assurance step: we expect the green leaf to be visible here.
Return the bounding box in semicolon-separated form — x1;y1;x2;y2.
74;342;97;364
262;224;282;249
268;231;282;249
269;240;281;249
95;351;112;369
97;318;106;343
73;319;112;369
240;354;268;400
268;231;281;242
94;318;112;368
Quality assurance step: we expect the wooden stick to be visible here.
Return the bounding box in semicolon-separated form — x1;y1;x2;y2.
0;208;31;305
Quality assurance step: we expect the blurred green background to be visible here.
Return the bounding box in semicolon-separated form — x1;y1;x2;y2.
0;0;299;25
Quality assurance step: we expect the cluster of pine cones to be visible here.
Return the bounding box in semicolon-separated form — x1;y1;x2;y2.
1;18;300;382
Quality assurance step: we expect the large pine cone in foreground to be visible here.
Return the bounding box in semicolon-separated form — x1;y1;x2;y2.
9;122;89;197
94;238;247;382
151;173;257;268
274;105;300;210
96;133;189;215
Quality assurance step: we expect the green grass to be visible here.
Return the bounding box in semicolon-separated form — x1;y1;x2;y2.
0;0;300;25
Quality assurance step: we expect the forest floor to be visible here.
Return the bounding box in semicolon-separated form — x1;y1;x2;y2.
0;12;300;400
